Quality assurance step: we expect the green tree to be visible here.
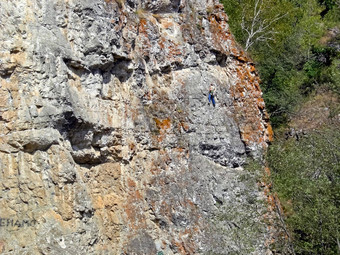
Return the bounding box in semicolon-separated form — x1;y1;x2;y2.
268;128;340;254
220;0;340;254
221;0;340;127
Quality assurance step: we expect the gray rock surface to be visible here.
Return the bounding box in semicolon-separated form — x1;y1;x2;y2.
0;0;273;254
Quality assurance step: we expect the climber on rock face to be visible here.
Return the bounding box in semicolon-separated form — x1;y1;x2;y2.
208;83;216;107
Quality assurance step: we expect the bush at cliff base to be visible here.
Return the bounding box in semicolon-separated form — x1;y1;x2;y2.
268;127;340;255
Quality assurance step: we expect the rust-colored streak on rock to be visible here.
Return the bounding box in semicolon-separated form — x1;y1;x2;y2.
231;60;273;150
208;16;230;54
127;178;136;188
138;19;152;56
155;118;171;130
154;118;172;142
0;240;5;253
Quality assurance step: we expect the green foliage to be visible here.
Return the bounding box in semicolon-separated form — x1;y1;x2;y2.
220;1;340;253
220;0;340;127
243;157;263;173
327;58;340;94
268;128;340;254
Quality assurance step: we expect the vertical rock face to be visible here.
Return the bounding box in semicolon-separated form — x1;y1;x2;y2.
0;0;273;254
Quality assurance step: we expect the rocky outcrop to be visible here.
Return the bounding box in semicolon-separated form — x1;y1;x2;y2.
0;0;272;254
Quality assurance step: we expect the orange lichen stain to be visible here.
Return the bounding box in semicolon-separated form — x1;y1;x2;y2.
173;241;187;254
161;20;174;29
124;182;148;231
124;205;146;230
175;235;196;255
264;166;271;177
127;178;136;188
266;125;274;142
185;199;196;209
236;55;247;62
137;18;152;56
139;19;148;33
257;98;265;109
107;112;113;126
231;57;273;150
158;36;166;49
236;85;244;94
154;118;171;130
174;147;185;154
231;45;240;56
129;142;136;151
150;166;161;175
169;44;182;57
208;16;229;53
0;240;5;253
134;190;143;200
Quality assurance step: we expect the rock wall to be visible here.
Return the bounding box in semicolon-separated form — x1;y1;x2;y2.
0;0;273;254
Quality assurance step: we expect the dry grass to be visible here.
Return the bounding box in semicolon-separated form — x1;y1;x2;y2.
135;8;147;19
289;90;340;131
207;6;214;15
152;13;162;22
319;27;339;45
117;0;124;8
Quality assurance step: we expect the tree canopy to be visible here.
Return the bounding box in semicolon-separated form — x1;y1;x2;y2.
220;0;340;254
221;0;340;127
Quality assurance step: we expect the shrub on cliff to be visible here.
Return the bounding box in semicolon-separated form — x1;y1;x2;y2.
268;127;340;254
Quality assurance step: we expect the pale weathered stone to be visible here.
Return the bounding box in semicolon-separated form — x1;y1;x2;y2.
0;0;273;254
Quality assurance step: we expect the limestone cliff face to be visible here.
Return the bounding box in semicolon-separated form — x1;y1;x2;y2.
0;0;273;254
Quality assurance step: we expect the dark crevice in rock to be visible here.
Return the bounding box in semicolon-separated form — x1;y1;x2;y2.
152;218;168;230
211;50;228;67
63;57;90;73
89;60;115;73
58;111;84;134
142;0;181;14
133;66;146;87
23;143;56;154
126;0;137;9
171;214;189;227
198;142;246;167
153;61;186;76
230;53;249;64
0;72;13;80
77;207;95;221
54;111;119;165
159;64;172;74
213;194;223;206
110;58;133;83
